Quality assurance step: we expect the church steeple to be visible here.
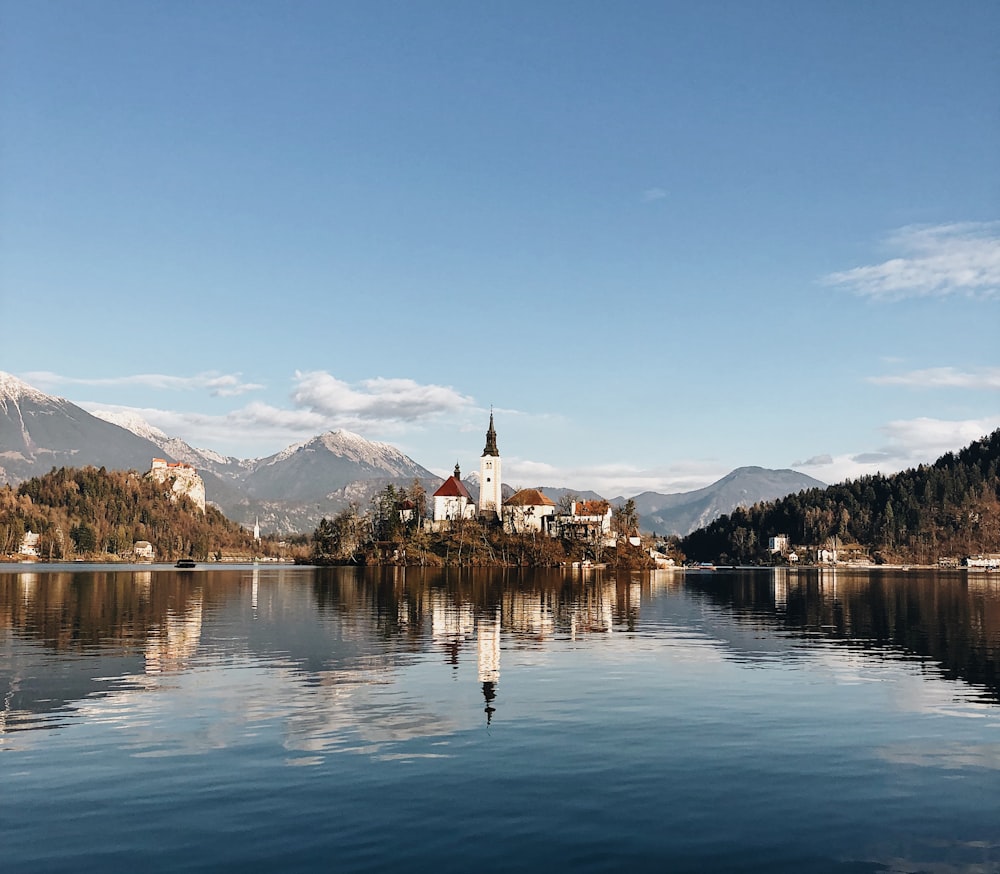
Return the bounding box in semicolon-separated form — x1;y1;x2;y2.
478;410;502;520
482;410;499;457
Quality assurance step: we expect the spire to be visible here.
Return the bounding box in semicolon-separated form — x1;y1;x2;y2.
454;461;461;479
482;410;499;457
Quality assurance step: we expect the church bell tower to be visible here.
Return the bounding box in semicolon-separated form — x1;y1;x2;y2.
478;411;502;520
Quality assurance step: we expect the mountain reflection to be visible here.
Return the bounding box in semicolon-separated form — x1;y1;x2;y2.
2;566;999;745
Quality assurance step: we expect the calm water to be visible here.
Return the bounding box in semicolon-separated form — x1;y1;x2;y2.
2;565;1000;873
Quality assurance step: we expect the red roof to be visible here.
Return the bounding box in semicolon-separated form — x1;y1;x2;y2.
433;476;473;500
576;500;610;516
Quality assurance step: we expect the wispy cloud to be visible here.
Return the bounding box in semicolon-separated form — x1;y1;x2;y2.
792;416;1000;484
869;366;1000;389
80;402;331;457
503;457;728;497
291;371;474;425
822;221;1000;301
878;416;1000;457
641;187;668;202
78;371;478;458
24;370;264;397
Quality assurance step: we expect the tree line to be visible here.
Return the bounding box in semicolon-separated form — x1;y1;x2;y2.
680;429;1000;565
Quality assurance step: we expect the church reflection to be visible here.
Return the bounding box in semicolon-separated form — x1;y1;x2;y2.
478;609;500;724
409;572;653;723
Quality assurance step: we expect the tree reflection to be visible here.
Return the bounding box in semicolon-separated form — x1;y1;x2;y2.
685;568;1000;702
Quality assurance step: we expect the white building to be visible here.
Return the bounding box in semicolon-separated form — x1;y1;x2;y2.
432;463;477;525
18;530;40;556
502;488;556;534
550;500;614;543
768;534;789;554
148;458;206;513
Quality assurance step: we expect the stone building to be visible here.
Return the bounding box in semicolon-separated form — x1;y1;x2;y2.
148;458;206;513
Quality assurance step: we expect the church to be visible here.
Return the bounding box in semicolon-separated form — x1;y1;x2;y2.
428;413;609;541
431;412;504;527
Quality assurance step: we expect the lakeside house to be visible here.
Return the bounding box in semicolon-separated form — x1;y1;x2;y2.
502;489;556;534
768;534;789;554
18;530;40;557
549;500;614;544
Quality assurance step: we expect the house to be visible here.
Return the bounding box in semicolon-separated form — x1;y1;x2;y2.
18;530;40;556
549;500;615;545
768;534;789;554
502;488;556;534
431;463;477;527
134;540;155;560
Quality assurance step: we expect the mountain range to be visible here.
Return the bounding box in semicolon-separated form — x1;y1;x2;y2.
0;372;823;535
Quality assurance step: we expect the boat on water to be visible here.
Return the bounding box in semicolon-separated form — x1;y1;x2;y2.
175;558;197;569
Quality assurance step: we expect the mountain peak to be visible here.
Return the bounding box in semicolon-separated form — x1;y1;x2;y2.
0;371;60;406
91;409;169;443
317;429;393;452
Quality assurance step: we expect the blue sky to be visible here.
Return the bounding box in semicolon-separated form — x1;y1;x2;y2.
2;1;998;496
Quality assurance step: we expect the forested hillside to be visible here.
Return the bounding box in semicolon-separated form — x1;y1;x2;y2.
681;430;1000;565
0;466;259;561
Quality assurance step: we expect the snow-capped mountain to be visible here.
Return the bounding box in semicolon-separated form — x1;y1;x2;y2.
91;409;247;474
0;373;439;532
245;430;436;502
0;372;167;483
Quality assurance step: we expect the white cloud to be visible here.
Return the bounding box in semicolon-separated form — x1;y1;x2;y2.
869;366;1000;389
77;371;478;459
79;401;329;458
641;187;667;202
792;454;833;467
792;416;1000;484
503;457;728;497
24;370;264;397
822;221;1000;301
291;371;474;425
878;416;1000;457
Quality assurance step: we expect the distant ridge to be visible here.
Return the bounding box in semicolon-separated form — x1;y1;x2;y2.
623;467;827;536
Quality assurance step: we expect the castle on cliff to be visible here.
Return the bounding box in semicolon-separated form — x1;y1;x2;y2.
148;458;206;513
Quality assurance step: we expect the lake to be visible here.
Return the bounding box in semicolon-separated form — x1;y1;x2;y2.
2;564;999;872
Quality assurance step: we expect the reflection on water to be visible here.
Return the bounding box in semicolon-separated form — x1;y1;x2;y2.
3;566;1000;737
2;565;1000;872
685;567;1000;701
